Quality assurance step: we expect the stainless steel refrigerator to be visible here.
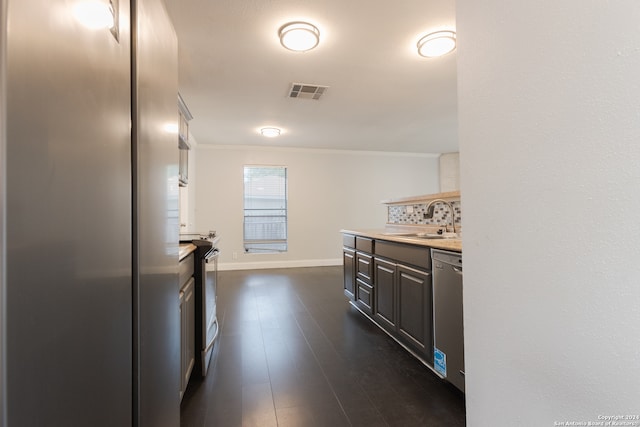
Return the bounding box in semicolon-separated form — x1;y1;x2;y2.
2;0;180;425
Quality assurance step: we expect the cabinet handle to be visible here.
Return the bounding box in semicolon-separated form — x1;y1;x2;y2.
459;370;465;376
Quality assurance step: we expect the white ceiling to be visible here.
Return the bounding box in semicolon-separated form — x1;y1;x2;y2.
164;0;458;154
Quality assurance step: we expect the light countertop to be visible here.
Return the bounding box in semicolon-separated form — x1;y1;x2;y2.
341;228;462;252
179;243;197;261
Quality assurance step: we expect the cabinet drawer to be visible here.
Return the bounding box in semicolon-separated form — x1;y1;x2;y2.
342;234;356;248
375;240;431;270
356;278;374;314
356;252;373;283
179;253;194;287
355;236;373;254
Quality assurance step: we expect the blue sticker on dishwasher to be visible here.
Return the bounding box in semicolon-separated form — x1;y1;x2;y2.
434;347;447;377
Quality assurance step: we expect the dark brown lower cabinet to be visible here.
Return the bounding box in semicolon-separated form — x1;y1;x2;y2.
397;264;433;362
342;234;435;367
355;250;374;315
373;257;396;332
343;247;356;300
373;257;433;362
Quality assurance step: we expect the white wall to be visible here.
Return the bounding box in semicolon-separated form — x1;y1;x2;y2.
439;152;460;192
457;1;640;425
194;145;439;269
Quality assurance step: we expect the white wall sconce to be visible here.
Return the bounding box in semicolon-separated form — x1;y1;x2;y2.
278;21;320;52
417;31;456;58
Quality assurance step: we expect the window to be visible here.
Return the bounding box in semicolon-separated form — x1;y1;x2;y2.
243;166;288;253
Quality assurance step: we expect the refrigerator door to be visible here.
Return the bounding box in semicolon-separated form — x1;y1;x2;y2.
0;0;6;422
6;0;133;425
133;0;180;426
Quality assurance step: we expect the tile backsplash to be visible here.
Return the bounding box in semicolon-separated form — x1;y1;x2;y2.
388;200;462;228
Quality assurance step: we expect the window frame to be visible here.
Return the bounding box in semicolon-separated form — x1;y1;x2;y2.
243;165;288;254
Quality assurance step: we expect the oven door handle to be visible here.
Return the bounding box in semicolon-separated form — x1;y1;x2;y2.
204;318;219;354
205;248;219;262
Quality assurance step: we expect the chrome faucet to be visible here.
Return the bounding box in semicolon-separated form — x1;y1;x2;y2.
425;199;456;234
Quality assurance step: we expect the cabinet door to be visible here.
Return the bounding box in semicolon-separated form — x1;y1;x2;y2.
183;277;195;389
397;264;433;362
180;276;195;400
343;248;356;300
179;290;185;399
374;257;397;332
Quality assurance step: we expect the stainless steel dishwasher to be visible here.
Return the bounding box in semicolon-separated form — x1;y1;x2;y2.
432;249;465;393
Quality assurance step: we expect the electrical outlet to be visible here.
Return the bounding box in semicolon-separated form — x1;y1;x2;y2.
232;251;238;260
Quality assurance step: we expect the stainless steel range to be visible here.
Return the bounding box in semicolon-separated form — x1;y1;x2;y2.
180;232;220;377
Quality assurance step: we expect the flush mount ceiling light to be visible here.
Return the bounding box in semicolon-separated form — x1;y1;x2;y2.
260;127;281;138
417;31;457;58
278;21;320;52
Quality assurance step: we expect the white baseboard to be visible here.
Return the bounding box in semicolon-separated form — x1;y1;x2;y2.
218;258;342;271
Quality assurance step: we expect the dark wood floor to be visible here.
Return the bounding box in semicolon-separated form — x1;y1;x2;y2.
180;266;466;427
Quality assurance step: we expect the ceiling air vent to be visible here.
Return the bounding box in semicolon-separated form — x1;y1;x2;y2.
288;83;329;100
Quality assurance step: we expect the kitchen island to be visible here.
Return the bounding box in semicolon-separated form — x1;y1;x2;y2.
341;227;464;392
